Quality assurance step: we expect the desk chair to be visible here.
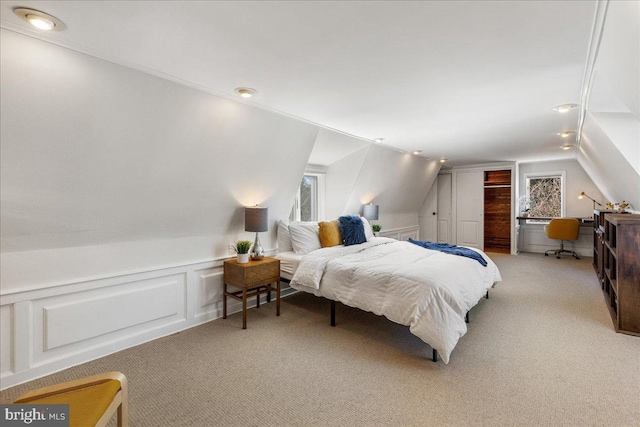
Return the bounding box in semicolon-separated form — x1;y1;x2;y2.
544;218;580;259
14;371;128;427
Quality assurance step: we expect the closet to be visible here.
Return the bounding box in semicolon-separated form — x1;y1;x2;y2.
483;170;512;253
432;165;513;252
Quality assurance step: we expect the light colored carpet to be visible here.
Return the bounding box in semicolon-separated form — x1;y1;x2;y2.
2;253;639;426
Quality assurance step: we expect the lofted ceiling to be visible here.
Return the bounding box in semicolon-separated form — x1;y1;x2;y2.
0;1;597;166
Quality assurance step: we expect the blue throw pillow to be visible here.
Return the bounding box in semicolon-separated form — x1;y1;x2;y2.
338;215;367;246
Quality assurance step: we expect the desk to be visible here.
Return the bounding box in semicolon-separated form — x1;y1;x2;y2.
515;217;594;255
516;216;594;226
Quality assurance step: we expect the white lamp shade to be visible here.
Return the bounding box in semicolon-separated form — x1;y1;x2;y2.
362;204;379;220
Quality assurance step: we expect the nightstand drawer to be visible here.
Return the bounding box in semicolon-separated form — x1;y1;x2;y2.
245;261;280;285
224;258;280;289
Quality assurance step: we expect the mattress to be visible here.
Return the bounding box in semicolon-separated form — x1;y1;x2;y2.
275;251;304;280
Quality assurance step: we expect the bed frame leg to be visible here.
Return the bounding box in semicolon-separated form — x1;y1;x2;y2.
330;300;336;327
432;349;438;362
465;312;469;323
486;290;489;299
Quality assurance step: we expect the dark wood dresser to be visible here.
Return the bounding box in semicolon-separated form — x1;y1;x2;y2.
599;213;640;336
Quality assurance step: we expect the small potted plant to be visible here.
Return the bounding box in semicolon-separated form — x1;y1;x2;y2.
372;224;381;237
235;240;251;264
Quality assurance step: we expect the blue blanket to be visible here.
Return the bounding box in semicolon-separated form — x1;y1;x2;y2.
408;238;487;267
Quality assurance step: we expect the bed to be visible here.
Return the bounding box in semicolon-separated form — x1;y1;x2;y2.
275;250;304;282
277;220;502;363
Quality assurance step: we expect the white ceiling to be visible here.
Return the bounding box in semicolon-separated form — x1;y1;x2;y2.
0;0;597;166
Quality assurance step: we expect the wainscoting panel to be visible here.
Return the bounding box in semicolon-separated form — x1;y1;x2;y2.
0;259;218;388
195;266;224;319
0;251;296;389
0;305;11;376
379;226;420;241
31;273;187;366
42;277;184;351
518;225;593;257
399;230;419;241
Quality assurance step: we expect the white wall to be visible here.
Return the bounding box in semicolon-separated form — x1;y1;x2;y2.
324;146;370;220
517;159;603;255
1;29;318;291
0;30;318;388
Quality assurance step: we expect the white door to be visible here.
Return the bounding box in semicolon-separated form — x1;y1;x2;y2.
456;171;483;248
437;174;452;243
419;177;438;241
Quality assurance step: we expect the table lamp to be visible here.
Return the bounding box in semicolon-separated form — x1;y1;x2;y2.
245;205;268;260
362;203;379;221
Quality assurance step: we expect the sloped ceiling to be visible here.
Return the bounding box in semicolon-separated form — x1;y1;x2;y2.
308;129;370;166
325;144;439;229
0;0;597;166
577;0;640;211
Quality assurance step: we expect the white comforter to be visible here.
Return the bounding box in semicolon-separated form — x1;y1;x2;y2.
290;237;502;363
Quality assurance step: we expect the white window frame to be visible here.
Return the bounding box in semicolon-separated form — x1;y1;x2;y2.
523;170;566;223
290;170;325;222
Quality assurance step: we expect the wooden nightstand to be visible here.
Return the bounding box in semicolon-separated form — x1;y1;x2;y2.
223;257;281;329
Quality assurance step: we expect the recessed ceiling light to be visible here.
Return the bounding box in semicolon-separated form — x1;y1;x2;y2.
235;87;256;98
552;103;578;113
13;8;66;31
374;138;385;143
561;144;573;150
557;131;576;138
28;15;54;30
439;158;447;163
412;150;422;155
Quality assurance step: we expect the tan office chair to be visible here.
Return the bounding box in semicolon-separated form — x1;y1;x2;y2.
14;371;128;427
544;218;580;259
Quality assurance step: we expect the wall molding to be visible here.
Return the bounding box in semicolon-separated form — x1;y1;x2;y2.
517;224;593;257
379;225;420;241
0;253;293;390
576;0;610;149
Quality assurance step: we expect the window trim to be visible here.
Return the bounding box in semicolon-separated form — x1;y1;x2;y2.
523;170;566;223
290;171;325;222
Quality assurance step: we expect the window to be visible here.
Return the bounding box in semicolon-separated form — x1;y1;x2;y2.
524;172;565;221
290;174;323;222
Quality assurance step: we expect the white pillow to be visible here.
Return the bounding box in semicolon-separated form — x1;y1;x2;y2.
277;220;294;252
288;222;321;254
361;216;375;241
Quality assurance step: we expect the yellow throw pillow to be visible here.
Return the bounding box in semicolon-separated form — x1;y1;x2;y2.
318;220;343;248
